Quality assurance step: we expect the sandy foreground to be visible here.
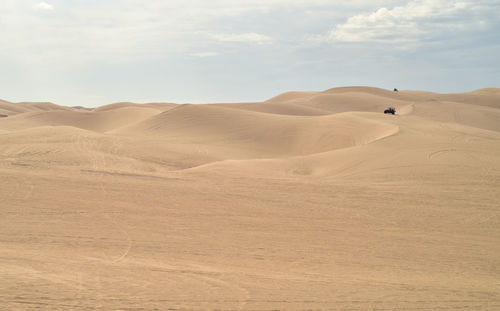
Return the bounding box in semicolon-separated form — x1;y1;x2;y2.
1;86;499;310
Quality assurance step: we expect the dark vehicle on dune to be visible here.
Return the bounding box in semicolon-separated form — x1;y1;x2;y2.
384;107;396;115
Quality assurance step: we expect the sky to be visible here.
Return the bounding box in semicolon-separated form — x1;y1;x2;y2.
1;0;499;107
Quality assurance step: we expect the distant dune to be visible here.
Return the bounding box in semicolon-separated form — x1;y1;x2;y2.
1;87;499;310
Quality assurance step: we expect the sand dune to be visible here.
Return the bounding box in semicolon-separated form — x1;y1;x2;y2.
0;99;70;116
0;106;169;133
223;101;330;116
119;104;398;158
1;87;499;310
231;87;416;116
93;101;177;112
230;92;411;116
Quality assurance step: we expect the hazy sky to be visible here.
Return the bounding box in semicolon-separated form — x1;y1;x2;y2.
1;0;499;107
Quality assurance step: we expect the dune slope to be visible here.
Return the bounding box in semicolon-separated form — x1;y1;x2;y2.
119;104;398;158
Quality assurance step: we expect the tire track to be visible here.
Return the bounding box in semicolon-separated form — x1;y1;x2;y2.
81;133;133;264
68;131;135;309
426;137;498;225
427;149;457;160
102;213;133;263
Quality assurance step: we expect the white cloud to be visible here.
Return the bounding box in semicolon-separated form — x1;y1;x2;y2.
190;52;219;58
36;1;54;10
212;32;273;44
327;0;478;43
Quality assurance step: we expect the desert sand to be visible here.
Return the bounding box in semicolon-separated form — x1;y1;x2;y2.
1;86;499;310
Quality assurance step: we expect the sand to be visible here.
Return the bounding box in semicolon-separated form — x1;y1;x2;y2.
1;87;499;310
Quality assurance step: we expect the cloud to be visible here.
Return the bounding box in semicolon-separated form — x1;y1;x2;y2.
36;1;54;10
326;0;487;43
212;32;273;44
190;52;219;58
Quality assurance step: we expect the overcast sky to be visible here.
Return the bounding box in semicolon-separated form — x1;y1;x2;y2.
1;0;499;107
